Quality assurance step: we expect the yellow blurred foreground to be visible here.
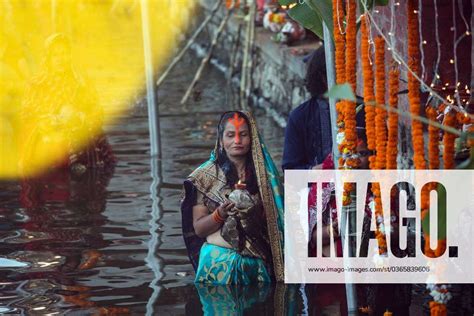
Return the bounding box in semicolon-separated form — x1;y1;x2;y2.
0;0;194;178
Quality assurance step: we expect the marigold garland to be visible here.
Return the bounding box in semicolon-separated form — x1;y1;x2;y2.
332;0;346;169
407;0;430;257
361;15;376;169
332;0;345;85
342;0;358;205
386;66;399;169
371;37;389;253
344;0;357;159
374;36;387;170
408;0;448;312
358;15;387;253
421;109;451;313
429;301;448;316
456;112;471;125
407;0;426;170
443;111;456;169
427;106;440;170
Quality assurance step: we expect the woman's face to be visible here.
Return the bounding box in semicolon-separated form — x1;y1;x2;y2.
221;117;251;158
357;140;370;169
49;43;71;72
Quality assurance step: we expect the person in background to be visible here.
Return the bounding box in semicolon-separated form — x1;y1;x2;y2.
282;46;332;171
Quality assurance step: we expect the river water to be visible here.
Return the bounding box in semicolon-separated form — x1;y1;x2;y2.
0;49;308;315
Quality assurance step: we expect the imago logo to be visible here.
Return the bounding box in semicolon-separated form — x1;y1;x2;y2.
308;181;455;259
284;170;473;284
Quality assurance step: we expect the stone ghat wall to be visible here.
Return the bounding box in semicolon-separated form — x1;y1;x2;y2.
192;0;320;127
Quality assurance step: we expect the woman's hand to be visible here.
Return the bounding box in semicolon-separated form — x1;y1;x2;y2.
216;201;235;219
192;201;234;239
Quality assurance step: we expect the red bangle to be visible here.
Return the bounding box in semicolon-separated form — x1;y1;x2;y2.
212;210;224;224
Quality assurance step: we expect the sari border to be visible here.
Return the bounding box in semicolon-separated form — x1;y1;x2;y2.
247;113;285;282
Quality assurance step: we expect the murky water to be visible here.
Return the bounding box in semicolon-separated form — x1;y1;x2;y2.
0;51;295;315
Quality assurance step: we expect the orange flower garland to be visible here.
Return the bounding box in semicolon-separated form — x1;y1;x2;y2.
332;0;346;168
407;0;430;255
408;0;448;313
360;15;376;169
332;0;345;85
429;302;448;316
407;0;426;170
386;66;399;169
344;0;357;162
443;111;456;169
456;112;471;125
427;106;440;170
374;36;387;170
342;0;357;206
359;15;387;254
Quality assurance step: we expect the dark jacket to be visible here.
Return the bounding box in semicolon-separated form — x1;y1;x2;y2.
282;97;333;170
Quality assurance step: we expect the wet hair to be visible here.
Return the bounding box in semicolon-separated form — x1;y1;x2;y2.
305;46;328;98
216;112;258;194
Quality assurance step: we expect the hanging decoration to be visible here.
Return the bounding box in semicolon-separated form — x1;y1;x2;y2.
407;0;426;170
340;0;358;207
361;14;376;170
332;0;347;170
343;0;358;169
374;36;387;170
386;66;399;169
443;111;456;170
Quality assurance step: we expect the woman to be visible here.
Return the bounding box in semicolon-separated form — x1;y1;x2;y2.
20;33;115;176
181;111;284;284
282;47;332;171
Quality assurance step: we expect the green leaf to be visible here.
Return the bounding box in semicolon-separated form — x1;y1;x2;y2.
278;0;296;5
374;0;389;6
305;0;334;39
288;2;324;39
324;83;356;101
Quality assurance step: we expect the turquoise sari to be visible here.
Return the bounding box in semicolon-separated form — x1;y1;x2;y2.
180;111;284;284
195;243;271;284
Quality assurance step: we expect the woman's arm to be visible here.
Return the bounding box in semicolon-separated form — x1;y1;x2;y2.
192;201;234;238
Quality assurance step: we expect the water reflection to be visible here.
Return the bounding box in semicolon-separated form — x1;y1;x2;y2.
0;165;131;314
